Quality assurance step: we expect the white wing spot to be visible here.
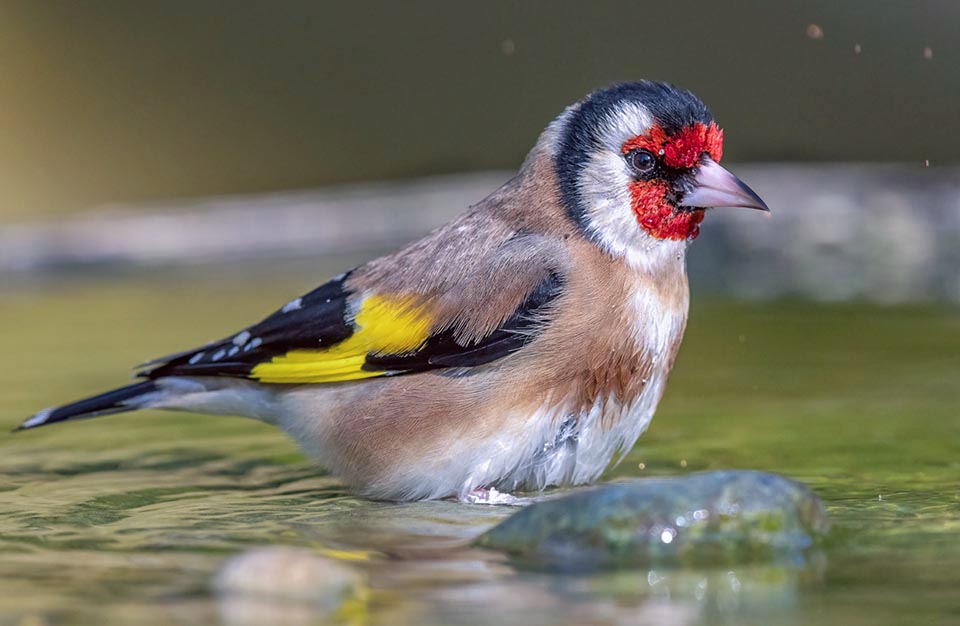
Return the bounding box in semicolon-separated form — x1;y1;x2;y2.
212;349;226;361
228;346;240;357
281;298;303;313
233;331;251;346
188;352;205;365
245;337;263;351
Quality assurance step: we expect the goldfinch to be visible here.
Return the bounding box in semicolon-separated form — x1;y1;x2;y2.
17;82;768;503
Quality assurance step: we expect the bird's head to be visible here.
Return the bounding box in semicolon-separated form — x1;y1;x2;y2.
552;82;768;263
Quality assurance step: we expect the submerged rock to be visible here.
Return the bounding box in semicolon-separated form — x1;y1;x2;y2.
476;471;828;569
214;547;366;626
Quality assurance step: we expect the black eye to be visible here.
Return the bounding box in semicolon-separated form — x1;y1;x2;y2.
627;149;656;174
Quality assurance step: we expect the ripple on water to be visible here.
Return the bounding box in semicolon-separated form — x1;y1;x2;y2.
1;292;959;625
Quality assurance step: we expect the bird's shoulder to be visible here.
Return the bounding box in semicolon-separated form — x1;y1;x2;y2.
350;204;572;341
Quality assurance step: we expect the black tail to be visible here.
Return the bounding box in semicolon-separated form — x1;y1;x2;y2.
14;381;159;432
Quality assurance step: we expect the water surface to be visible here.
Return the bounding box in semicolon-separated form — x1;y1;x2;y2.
1;268;958;625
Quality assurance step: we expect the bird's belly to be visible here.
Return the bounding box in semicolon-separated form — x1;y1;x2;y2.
494;362;670;492
279;368;667;501
361;359;672;500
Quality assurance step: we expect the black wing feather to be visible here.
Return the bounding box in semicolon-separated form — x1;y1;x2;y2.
362;271;563;374
142;272;355;379
141;269;564;382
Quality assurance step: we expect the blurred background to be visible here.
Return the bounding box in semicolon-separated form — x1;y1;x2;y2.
1;3;959;625
1;0;958;301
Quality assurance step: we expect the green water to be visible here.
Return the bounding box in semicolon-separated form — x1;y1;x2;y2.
1;268;958;625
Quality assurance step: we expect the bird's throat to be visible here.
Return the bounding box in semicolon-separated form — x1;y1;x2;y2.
628;181;705;241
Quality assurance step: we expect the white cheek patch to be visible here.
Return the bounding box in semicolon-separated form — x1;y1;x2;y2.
579;150;643;258
574;102;684;270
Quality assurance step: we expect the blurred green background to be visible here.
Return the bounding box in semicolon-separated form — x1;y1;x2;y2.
1;0;957;220
1;4;959;625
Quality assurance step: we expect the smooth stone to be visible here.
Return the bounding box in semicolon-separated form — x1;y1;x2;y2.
214;547;365;626
476;470;829;570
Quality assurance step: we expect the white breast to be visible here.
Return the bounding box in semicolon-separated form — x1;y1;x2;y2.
497;248;690;492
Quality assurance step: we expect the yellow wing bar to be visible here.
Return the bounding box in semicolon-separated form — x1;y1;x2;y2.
250;295;433;384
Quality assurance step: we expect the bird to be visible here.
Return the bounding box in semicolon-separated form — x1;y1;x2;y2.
15;81;768;503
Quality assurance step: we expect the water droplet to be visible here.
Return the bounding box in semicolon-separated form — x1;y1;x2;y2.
660;528;676;544
806;24;823;39
727;571;742;594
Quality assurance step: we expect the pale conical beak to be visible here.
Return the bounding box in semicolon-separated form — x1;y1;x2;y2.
681;158;770;212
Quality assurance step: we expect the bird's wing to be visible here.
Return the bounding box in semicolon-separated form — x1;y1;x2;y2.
140;235;567;384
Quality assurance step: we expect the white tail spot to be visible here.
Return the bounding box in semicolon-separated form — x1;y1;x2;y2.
22;408;53;429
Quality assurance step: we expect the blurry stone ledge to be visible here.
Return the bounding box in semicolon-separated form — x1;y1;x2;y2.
1;165;958;302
